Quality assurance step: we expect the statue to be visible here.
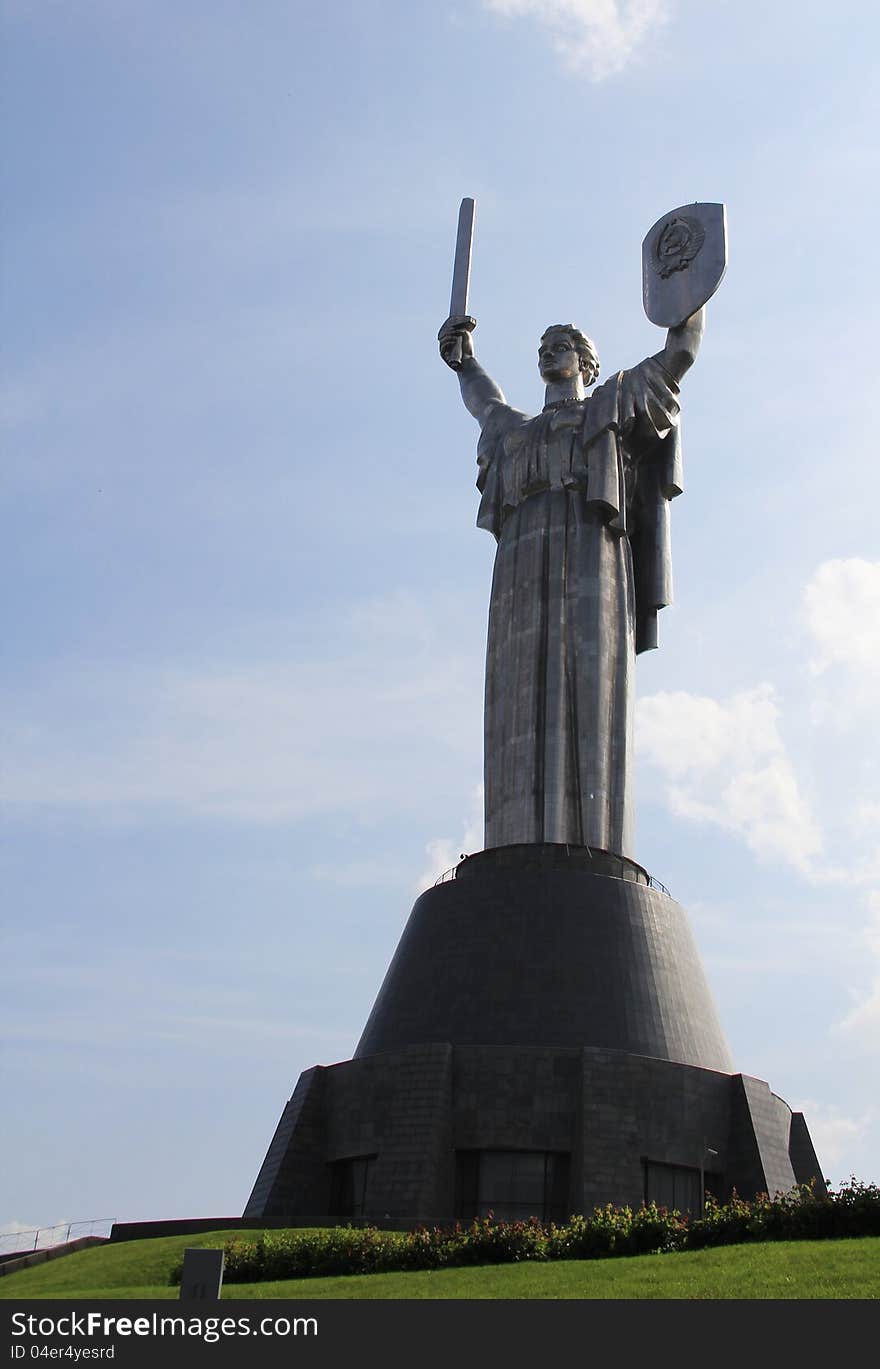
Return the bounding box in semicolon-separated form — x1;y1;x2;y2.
438;201;726;858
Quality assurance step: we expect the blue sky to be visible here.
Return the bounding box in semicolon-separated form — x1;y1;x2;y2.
3;0;879;1236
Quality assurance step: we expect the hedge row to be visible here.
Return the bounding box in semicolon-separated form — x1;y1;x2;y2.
170;1178;880;1285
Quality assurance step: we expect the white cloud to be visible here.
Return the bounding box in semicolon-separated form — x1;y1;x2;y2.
637;685;821;872
792;1101;874;1177
637;685;782;780
482;0;670;79
865;892;880;957
836;978;880;1043
417;784;485;890
804;557;880;680
833;892;880;1048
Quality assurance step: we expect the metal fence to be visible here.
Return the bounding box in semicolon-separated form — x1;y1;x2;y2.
648;874;671;896
0;1218;115;1258
435;850;671;897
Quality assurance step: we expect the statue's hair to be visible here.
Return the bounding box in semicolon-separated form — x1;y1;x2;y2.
540;324;600;386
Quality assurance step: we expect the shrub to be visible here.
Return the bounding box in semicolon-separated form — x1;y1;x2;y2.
685;1190;760;1249
453;1214;548;1265
169;1176;880;1285
828;1176;880;1238
624;1202;688;1255
545;1210;618;1260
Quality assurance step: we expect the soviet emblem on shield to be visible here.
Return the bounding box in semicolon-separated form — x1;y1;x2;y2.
642;203;728;329
651;214;706;279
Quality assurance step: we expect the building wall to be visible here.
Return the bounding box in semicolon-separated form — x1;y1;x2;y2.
245;1044;808;1222
579;1051;732;1212
324;1044;454;1223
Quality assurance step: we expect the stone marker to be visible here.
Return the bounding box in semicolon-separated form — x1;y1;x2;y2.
179;1248;224;1301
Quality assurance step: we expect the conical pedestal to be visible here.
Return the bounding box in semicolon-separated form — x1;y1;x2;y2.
356;845;733;1069
245;846;823;1224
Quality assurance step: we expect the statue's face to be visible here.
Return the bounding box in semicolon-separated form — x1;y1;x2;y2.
538;332;581;383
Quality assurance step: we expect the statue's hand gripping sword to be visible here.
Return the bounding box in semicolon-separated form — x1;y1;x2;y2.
443;197;476;371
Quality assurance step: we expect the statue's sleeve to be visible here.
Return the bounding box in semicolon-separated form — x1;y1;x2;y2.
475;401;529;540
618;357;683;487
618;357;685;653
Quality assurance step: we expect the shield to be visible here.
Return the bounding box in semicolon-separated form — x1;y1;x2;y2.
642;203;727;328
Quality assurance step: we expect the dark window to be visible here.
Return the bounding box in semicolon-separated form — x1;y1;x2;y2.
455;1150;570;1223
644;1160;702;1214
328;1154;375;1218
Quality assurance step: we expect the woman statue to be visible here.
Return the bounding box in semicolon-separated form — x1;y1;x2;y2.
438;309;704;858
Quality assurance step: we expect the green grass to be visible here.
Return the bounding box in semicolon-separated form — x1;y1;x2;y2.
1;1232;877;1299
0;1231;246;1301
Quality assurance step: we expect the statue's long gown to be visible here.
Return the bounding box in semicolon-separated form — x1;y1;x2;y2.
475;357;683;858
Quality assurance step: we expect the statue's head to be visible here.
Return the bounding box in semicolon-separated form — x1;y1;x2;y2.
538;325;600;387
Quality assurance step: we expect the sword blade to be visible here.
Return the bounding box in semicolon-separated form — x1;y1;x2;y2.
449;197;475;317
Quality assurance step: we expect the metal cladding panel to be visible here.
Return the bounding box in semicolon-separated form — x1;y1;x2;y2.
243;1066;328;1219
728;1075;798;1199
354;849;733;1073
789;1112;827;1193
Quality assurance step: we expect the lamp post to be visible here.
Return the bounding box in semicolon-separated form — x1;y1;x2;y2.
700;1140;719;1215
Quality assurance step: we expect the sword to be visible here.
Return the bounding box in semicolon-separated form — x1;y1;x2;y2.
446;197;476;371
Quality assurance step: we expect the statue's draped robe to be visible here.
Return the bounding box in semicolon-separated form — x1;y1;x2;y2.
475;357;683;857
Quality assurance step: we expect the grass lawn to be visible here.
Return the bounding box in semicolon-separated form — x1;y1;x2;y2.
0;1230;247;1300
0;1233;877;1299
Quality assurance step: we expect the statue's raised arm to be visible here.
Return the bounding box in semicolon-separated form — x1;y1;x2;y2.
660;308;704;382
438;315;508;426
614;307;704;444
